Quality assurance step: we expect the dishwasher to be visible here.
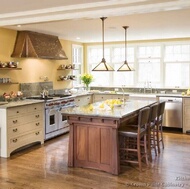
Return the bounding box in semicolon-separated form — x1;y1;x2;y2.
158;96;182;128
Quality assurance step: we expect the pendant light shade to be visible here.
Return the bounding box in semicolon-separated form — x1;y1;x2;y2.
117;26;134;71
92;17;114;71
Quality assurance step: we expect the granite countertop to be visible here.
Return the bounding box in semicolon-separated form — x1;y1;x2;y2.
0;99;44;109
61;99;156;119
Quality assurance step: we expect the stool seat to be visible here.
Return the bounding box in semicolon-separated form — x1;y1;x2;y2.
119;126;146;138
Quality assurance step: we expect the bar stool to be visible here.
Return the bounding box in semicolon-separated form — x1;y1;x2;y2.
119;107;150;171
156;101;166;153
148;103;159;162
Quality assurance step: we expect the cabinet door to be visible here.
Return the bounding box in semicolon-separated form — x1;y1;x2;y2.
75;95;92;106
93;94;113;102
183;98;190;133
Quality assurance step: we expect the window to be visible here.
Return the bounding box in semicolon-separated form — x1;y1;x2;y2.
137;46;161;87
87;41;190;88
88;45;135;86
72;44;83;86
164;44;190;87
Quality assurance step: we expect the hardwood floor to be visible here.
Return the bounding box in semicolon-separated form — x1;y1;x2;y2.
1;132;190;189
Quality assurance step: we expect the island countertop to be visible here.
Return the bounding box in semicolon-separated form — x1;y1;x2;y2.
61;99;156;119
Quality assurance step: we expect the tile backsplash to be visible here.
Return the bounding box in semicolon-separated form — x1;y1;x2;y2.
20;82;53;97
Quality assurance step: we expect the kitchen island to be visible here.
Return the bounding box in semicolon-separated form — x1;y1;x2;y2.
61;100;156;175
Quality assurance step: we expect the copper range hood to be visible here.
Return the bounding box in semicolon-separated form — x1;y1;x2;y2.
11;31;68;60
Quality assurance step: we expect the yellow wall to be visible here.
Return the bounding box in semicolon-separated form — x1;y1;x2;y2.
0;28;82;95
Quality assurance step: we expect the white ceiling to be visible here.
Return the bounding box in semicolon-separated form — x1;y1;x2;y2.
1;0;190;42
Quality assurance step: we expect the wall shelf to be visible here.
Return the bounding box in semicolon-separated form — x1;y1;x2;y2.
0;68;22;70
0;82;19;84
57;68;77;70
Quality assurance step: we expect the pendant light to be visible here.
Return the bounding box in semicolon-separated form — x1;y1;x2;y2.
92;17;114;71
117;26;134;71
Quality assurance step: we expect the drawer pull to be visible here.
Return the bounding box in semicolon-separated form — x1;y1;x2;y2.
13;128;18;132
16;111;19;113
36;122;40;126
13;120;18;124
35;132;40;135
13;139;17;143
34;108;37;110
35;115;40;118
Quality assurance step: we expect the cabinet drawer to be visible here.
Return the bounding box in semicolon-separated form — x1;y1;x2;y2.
27;103;44;112
8;121;43;137
7;106;26;117
8;130;43;149
7;111;43;127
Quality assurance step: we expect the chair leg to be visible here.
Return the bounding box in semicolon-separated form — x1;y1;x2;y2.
160;124;164;149
144;135;149;166
156;124;161;154
147;127;152;162
153;128;157;156
137;137;142;172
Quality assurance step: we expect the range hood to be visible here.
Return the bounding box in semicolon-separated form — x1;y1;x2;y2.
11;31;68;60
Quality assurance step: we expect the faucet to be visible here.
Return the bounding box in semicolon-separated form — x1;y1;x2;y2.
121;85;125;104
143;81;152;93
41;88;49;98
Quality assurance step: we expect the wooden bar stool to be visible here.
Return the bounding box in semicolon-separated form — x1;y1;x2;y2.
156;101;166;153
119;107;150;171
148;103;159;162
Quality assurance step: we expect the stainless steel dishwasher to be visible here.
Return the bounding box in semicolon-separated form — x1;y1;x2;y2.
158;96;182;128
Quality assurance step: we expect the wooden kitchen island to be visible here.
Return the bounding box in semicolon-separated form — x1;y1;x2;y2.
61;100;156;175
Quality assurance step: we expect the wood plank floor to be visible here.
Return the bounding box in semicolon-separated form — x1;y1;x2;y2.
1;132;190;189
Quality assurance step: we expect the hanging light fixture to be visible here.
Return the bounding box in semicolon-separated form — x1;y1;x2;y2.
92;17;114;71
117;26;134;71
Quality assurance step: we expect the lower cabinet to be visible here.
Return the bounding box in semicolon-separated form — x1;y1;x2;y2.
0;103;44;158
93;94;129;103
183;98;190;133
75;94;93;106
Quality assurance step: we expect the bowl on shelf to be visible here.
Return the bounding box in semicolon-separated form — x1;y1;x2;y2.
59;76;67;80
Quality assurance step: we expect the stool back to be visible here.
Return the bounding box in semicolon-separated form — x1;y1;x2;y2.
149;103;159;123
138;107;150;128
157;101;166;122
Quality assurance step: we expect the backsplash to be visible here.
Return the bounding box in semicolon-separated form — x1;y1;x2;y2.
20;82;53;97
90;86;186;94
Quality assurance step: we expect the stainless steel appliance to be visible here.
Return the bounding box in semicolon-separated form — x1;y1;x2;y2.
158;96;182;128
45;97;75;140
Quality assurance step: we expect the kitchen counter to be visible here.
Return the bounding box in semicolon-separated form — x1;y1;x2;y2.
62;99;156;175
0;99;44;108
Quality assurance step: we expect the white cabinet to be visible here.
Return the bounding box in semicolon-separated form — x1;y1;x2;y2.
183;98;190;133
0;103;44;158
93;94;129;103
75;94;93;106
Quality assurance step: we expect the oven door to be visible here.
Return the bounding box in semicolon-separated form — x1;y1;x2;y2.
58;105;75;129
45;108;59;134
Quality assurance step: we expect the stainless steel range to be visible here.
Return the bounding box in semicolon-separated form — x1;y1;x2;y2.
45;96;75;140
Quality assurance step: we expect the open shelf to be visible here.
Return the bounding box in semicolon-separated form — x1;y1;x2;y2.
0;68;22;70
0;82;19;84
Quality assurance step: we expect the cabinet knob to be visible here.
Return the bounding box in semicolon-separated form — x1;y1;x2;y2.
13;128;18;132
34;108;37;110
35;132;40;135
13;139;17;143
16;111;19;113
35;115;40;118
36;122;40;126
13;120;18;124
